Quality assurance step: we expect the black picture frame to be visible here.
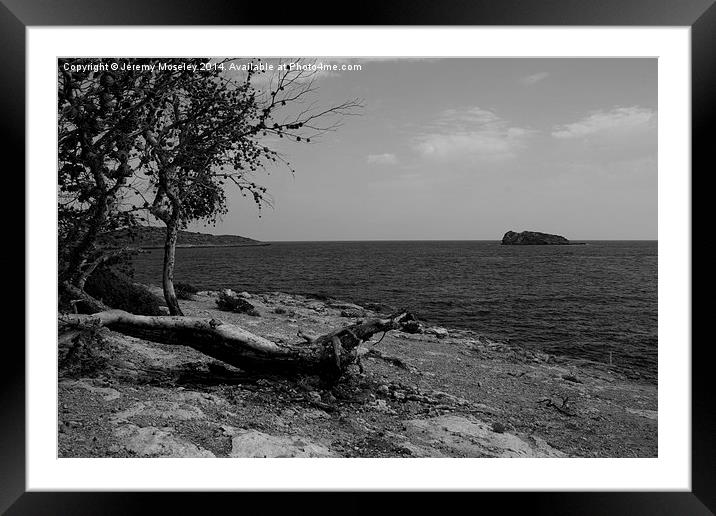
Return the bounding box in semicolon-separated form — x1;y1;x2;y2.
3;1;709;514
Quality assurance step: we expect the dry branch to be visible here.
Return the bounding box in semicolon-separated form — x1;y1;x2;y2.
58;309;421;381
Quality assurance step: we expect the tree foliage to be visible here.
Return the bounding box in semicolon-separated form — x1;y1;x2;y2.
58;58;187;285
58;57;361;314
141;58;361;227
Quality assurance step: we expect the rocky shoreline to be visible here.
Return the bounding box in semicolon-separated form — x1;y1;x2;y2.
58;289;657;458
138;242;271;249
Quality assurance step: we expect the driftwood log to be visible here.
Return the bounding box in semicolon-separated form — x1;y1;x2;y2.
58;309;422;381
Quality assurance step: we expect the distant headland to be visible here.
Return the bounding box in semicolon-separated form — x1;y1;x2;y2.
501;230;585;246
99;226;268;249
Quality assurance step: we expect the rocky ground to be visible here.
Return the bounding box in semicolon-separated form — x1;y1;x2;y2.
58;289;657;458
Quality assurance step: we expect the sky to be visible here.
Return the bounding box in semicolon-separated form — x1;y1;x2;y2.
187;58;657;241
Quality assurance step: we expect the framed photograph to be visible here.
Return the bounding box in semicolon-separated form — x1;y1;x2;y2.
5;0;709;513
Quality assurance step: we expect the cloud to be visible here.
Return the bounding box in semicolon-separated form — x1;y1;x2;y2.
413;107;532;162
367;153;398;165
552;106;656;140
520;72;549;85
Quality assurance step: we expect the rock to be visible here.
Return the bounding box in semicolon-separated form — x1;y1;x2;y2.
113;424;215;457
340;308;365;318
304;408;330;420
376;384;390;397
625;408;658;420
216;290;260;316
369;399;397;415
492;422;507;433
406;415;564;457
501;230;571;245
174;391;227;407
430;390;471;406
398;441;443;458
229;430;335;457
306;302;326;313
425;327;449;339
64;380;121;401
111;401;204;422
392;391;406;401
307;391;322;403
363;302;393;313
238;291;252;299
328;301;364;311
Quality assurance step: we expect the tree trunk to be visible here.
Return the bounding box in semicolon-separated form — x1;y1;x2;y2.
62;153;129;287
76;247;138;291
63;189;111;286
60;281;111;314
58;310;422;381
162;219;183;316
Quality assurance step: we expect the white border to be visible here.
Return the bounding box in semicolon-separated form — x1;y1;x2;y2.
27;27;690;491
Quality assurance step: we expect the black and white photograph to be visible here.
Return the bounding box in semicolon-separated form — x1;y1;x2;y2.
56;57;657;459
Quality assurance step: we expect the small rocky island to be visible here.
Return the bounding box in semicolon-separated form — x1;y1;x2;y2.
502;230;571;245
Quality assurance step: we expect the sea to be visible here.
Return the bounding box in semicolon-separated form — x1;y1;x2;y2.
130;240;657;382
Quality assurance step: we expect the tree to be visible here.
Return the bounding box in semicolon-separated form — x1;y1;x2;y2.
57;59;195;297
57;58;403;384
136;58;361;315
58;58;360;314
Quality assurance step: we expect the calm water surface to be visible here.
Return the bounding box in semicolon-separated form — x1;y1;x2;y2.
131;241;657;381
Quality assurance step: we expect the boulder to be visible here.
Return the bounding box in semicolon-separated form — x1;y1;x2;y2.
340;308;366;318
425;326;449;339
501;230;570;245
216;290;260;316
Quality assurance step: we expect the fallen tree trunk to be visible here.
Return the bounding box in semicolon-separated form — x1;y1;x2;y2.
58;310;422;381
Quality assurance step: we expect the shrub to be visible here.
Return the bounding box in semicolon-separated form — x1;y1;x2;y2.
216;290;260;316
59;329;108;379
84;266;164;316
175;281;199;300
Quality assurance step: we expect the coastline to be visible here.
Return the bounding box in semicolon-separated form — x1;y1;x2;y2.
58;288;657;458
267;288;655;385
133;242;271;250
128;240;657;382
